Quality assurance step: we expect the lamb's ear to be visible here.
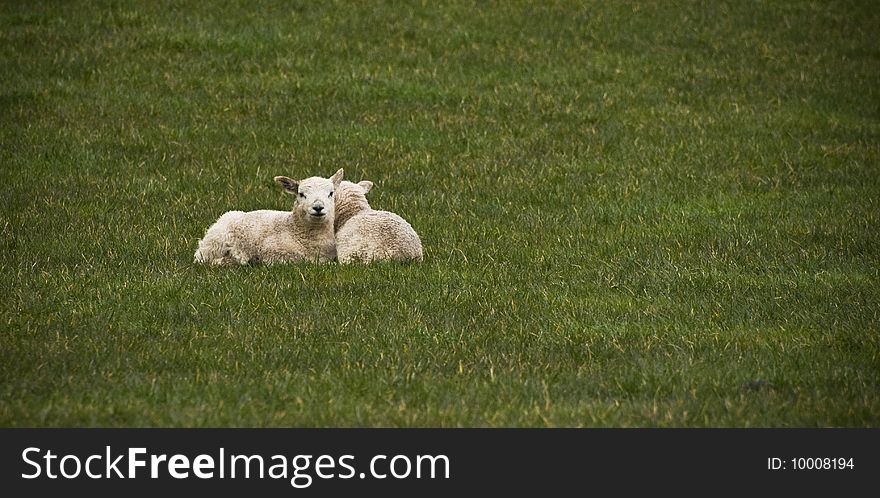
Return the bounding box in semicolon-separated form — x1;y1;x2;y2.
274;176;299;194
330;168;344;186
358;180;373;194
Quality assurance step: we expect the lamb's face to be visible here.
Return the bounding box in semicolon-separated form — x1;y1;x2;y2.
275;169;344;223
297;177;336;221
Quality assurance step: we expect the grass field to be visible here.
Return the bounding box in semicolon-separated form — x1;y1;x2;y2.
1;0;878;427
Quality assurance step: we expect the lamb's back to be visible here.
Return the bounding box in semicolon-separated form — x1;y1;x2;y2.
336;210;423;263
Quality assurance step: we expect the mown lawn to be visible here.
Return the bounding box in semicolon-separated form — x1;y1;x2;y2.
1;0;878;426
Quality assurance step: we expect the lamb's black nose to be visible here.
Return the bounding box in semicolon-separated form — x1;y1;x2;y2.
313;206;324;213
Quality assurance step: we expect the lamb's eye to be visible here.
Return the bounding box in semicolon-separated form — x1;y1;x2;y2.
299;193;305;198
329;191;334;197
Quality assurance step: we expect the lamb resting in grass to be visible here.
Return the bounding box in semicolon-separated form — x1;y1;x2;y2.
333;179;423;263
194;169;343;265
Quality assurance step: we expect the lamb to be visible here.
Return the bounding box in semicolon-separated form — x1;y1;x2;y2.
194;169;344;266
333;179;423;263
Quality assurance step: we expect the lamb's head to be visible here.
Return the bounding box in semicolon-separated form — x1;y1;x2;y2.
274;168;344;224
334;180;374;231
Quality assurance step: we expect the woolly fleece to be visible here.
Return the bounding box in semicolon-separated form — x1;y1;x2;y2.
194;169;343;265
333;180;423;263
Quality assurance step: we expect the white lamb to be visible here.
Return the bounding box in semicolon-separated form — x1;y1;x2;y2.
333;179;423;263
194;169;344;266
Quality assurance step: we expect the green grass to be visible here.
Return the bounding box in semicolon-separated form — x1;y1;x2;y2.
1;0;878;427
